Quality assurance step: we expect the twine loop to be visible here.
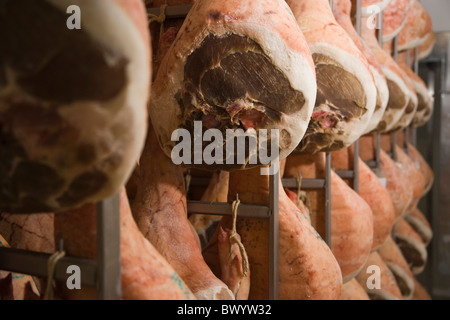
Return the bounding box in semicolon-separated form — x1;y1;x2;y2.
229;197;249;277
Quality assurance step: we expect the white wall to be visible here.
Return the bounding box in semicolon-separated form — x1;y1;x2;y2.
420;0;450;32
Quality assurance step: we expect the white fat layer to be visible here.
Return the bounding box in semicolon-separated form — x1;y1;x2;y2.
47;0;149;204
381;67;410;132
365;66;389;134
150;23;317;161
404;216;433;244
311;43;377;146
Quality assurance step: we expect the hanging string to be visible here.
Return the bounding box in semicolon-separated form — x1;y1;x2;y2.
43;250;66;300
229;197;249;277
148;3;168;38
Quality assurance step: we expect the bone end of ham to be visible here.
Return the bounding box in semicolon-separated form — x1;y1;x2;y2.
0;0;151;213
149;0;317;169
394;218;428;276
379;236;415;299
287;0;377;154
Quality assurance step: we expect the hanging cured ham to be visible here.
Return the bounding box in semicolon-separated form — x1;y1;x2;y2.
0;0;151;213
284;154;373;282
331;146;396;250
361;16;410;132
333;0;389;134
340;278;370;300
359;137;413;219
396;53;434;129
149;0;317;170
131;127;234;300
356;252;403;300
286;0;376;154
394;145;425;214
379;236;415;299
382;0;413;42
205;166;343;300
397;0;433;52
393;218;428;275
54;188;194;300
405;208;433;246
407;144;434;195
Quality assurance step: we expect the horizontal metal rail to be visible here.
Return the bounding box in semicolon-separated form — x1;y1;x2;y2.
0;247;97;287
147;4;193;20
188;201;270;219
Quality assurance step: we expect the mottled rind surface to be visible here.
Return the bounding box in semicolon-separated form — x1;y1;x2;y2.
0;0;150;213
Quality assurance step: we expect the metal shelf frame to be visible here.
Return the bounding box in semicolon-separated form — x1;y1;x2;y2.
0;194;122;300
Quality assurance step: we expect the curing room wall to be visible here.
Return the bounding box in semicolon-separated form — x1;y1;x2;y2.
420;0;450;32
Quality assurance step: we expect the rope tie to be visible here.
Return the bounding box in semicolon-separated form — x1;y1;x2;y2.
296;172;312;216
43;250;66;300
230;197;249;277
148;4;168;38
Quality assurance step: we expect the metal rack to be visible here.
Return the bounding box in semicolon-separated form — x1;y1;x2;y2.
0;194;122;300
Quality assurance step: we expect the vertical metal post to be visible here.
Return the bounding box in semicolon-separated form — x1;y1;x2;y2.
376;7;383;174
376;133;381;174
356;0;362;35
412;47;420;147
430;60;443;297
353;0;362;192
377;9;383;47
353;140;360;192
392;35;399;161
96;194;121;300
269;167;279;300
325;152;332;247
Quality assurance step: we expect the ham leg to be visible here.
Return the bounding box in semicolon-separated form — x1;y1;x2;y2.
379;236;415;299
331;146;396;250
205;166;342;300
131;127;233;300
54;188;194;300
284;154;373;282
333;0;389;134
0;0;151;213
287;0;377;154
150;0;317;169
361;15;410;132
405;208;433;246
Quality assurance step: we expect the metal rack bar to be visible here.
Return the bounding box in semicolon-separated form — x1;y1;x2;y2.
96;194;121;300
0;247;97;286
325;153;332;247
269;168;280;300
391;35;399;161
0;195;122;299
147;4;193;20
188;201;270;219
